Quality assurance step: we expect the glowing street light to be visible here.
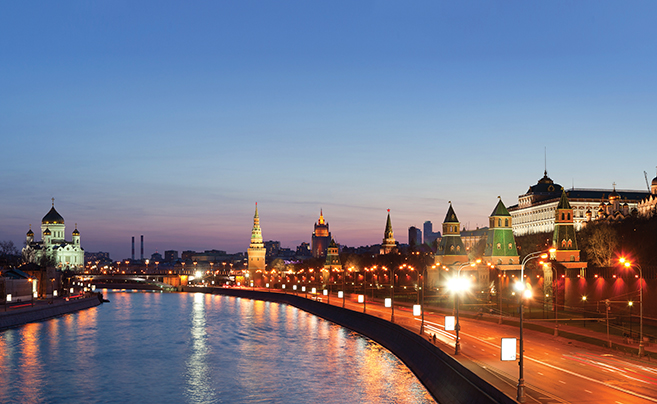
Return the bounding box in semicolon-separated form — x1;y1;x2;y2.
448;261;477;355
516;250;548;403
619;258;644;357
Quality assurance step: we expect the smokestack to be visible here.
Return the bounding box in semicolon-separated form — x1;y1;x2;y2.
132;236;135;260
141;235;144;261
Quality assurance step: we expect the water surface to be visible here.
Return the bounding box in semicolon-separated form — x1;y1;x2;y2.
0;291;436;403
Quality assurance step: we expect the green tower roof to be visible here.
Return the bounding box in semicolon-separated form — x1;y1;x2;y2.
557;190;572;210
490;198;511;217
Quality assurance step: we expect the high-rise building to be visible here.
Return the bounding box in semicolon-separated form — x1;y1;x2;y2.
423;221;441;246
311;210;331;258
164;250;179;262
380;209;397;254
408;226;422;247
247;203;266;273
264;240;281;258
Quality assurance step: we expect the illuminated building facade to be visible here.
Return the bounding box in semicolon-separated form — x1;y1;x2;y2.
637;174;657;218
311;210;331;258
509;171;648;235
22;199;84;270
247;203;266;273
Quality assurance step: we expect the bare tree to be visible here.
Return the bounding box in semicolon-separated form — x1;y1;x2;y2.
582;223;619;267
0;240;19;256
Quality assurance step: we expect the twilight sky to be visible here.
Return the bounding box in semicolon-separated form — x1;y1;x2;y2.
2;1;657;260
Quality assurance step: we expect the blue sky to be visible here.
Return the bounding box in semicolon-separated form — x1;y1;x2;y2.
2;1;657;260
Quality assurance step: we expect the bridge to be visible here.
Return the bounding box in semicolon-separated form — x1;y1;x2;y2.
79;274;180;292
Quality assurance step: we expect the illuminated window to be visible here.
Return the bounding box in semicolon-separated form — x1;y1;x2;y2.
497;243;501;249
562;239;566;248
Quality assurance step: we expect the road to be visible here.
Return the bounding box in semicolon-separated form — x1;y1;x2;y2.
314;291;657;404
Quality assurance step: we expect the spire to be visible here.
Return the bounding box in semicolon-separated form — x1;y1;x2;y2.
557;190;572;210
384;209;393;239
250;202;263;247
443;202;459;223
52;197;55;207
380;209;396;254
318;209;325;225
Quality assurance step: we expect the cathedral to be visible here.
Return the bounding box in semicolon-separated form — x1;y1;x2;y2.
22;199;84;270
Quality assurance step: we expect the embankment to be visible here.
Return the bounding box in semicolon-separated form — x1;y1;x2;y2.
183;286;515;404
0;294;104;331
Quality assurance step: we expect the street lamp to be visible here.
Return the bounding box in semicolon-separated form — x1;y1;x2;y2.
448;261;477;355
619;258;644;357
516;250;548;403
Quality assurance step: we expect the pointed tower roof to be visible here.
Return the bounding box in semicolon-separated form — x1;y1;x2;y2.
250;202;264;247
443;202;459;223
490;197;511;217
27;224;34;237
384;209;393;238
557;190;572;209
318;209;325;225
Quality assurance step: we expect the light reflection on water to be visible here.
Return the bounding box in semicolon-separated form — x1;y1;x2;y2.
0;291;436;404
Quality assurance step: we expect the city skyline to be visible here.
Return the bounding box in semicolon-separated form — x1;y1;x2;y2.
2;2;657;259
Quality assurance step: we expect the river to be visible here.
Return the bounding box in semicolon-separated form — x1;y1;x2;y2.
0;291;436;403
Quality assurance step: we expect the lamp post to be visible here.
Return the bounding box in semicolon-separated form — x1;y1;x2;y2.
389;265;395;323
342;267;346;308
516;250;547;403
619;258;644;357
450;261;477;355
420;265;426;335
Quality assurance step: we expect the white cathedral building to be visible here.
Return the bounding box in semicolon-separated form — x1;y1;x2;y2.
22;199;84;270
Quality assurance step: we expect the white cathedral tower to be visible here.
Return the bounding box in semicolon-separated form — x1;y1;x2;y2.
23;199;84;270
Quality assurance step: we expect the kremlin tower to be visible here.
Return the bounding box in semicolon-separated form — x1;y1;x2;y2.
550;191;587;276
379;209;397;254
247;203;266;274
431;202;467;288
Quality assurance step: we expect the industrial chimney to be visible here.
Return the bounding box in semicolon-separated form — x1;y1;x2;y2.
141;235;144;261
132;236;135;261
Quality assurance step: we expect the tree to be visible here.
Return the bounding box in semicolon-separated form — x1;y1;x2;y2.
581;223;619;267
0;240;19;256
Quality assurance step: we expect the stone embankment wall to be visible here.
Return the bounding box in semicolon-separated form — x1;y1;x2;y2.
0;294;104;331
183;286;515;404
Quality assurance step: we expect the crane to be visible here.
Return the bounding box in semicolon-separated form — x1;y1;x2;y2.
646;171;651;192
